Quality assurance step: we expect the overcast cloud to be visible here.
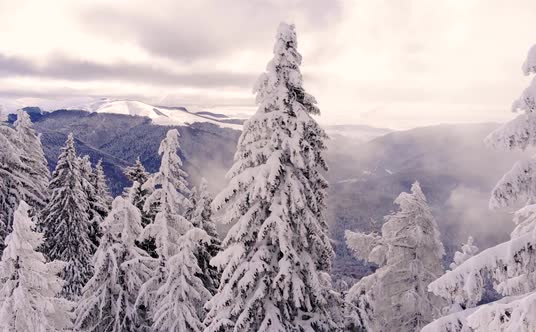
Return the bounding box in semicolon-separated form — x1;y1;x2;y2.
0;0;535;128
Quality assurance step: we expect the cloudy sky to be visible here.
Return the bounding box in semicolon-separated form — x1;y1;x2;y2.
0;0;535;129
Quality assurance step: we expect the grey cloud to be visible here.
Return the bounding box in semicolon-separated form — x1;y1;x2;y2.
81;0;343;62
0;53;256;88
0;54;35;76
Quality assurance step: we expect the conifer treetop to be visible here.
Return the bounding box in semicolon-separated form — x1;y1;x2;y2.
40;133;94;299
141;129;192;260
124;157;149;184
75;194;153;332
486;44;536;150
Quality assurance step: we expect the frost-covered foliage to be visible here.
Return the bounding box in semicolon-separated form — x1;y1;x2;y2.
450;236;479;270
79;155;102;249
488;158;536;210
465;292;536;331
0;201;72;331
0;126;26;252
13;109;50;211
345;231;384;265
0;111;49;253
125;157;150;185
186;179;221;295
486;45;536;150
421;307;479;332
86;158;112;248
93;159;113;211
345;182;445;332
152;228;211;332
39;133;94;299
123;157;156;257
123;157;153;227
140;129;192;260
428;44;536;332
428;210;536;331
205;23;341;332
75;194;153;332
137;129;199;323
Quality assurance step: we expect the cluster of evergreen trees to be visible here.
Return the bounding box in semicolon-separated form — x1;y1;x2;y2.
0;23;343;331
1;22;535;332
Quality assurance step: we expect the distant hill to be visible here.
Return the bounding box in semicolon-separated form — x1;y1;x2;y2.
12;109;241;196
82;99;243;130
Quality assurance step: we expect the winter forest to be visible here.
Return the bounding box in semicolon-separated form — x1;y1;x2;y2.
2;12;536;332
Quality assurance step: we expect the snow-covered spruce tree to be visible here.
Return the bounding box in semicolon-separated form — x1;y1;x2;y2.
123;157;158;256
14;109;50;211
0;126;26;253
123;157;154;228
0;201;72;331
345;182;445;332
79;155;102;249
152;227;211;332
425;236;480;330
204;23;341;332
450;236;479;271
39;133;95;300
75;192;153;332
87;158;112;248
424;44;536;332
93;159;112;211
0;112;49;253
136;129;195;317
186;178;221;295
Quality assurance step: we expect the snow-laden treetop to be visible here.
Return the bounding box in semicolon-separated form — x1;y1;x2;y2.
485;44;536;210
522;44;536;76
254;22;319;116
486;44;536;150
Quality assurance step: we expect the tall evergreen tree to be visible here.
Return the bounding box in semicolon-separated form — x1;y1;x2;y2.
93;159;112;210
0;201;72;331
0;111;49;253
79;157;112;249
79;155;102;249
152;228;211;332
123;157;158;256
345;182;445;332
140;129;192;260
136;129;196;319
75;194;153;332
186;178;221;295
39;133;94;299
204;23;340;332
14;109;50;210
123;157;154;228
0;127;25;253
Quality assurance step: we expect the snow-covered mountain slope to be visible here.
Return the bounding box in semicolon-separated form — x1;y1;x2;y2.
84;100;243;130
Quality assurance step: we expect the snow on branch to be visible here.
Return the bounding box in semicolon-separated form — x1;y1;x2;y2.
344;230;385;265
429;232;536;307
489;157;536;209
